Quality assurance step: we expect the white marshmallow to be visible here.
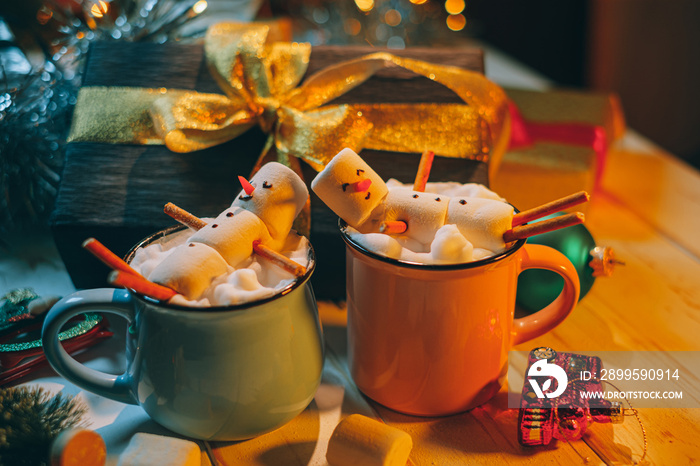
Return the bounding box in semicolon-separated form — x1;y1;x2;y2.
189;208;273;265
445;197;514;252
383;189;448;244
148;242;228;300
232;162;308;243
430;224;474;263
326;414;413;466
311;148;389;228
117;433;201;466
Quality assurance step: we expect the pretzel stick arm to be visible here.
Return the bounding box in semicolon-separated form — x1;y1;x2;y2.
253;241;307;277
512;191;590;227
413;150;435;192
504;212;585;243
164;203;207;231
108;271;177;301
82;238;142;277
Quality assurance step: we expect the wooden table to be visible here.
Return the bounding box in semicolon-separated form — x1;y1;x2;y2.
209;130;700;465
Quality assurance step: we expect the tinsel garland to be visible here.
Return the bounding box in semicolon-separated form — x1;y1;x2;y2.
0;63;75;239
0;386;87;466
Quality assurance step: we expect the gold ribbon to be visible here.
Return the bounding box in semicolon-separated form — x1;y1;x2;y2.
69;23;509;236
69;22;509;171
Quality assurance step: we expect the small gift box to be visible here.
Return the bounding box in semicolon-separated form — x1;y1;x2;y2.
51;23;509;299
492;87;625;212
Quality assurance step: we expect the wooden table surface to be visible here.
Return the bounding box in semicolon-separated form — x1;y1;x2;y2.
209;130;700;466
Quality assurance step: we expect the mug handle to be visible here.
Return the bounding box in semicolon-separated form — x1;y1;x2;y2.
41;288;138;405
512;244;581;345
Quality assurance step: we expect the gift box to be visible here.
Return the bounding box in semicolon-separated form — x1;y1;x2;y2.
491;87;625;212
51;25;505;299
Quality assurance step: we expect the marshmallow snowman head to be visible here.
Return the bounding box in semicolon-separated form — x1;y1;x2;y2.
311;148;389;228
232;162;309;243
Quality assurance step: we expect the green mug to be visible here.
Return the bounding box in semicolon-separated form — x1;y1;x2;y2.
41;226;324;441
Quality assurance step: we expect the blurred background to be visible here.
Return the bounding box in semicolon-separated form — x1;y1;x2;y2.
267;0;700;170
1;0;699;237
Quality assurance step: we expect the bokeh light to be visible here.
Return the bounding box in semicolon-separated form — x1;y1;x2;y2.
446;13;466;31
344;18;362;36
355;0;375;13
192;1;208;15
410;0;428;4
384;9;402;27
90;1;109;18
444;0;465;15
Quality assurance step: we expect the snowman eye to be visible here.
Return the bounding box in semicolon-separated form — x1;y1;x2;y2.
263;181;273;189
356;169;364;176
239;194;253;201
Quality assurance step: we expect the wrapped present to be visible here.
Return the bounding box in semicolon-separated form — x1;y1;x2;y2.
51;23;509;299
491;87;625;212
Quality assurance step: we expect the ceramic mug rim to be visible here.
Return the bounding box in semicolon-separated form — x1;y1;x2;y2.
339;219;527;271
123;225;316;313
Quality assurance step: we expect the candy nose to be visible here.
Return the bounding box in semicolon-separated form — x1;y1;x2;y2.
238;175;255;195
347;178;372;193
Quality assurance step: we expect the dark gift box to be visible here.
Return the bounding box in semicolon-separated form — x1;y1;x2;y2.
51;41;487;299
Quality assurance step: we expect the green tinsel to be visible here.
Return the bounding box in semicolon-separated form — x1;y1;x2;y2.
0;386;87;466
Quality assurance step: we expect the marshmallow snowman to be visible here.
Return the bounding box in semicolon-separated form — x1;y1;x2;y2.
148;162;309;299
312;148;516;256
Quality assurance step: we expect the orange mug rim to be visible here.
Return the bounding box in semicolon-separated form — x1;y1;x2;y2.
123;225;316;313
339;219;527;272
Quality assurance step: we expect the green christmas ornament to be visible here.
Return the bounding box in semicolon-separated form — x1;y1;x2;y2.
516;213;620;313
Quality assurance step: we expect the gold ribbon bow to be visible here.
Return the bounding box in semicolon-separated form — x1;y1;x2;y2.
69;22;509;178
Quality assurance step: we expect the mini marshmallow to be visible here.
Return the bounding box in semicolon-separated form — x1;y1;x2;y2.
189;208;273;265
148;242;228;300
446;197;514;252
232;162;308;243
430;224;474;263
311;148;389;227
117;433;201;466
326;414;413;466
383;189;448;244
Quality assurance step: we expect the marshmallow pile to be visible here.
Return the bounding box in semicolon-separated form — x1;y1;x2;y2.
131;162;310;306
311;148;515;264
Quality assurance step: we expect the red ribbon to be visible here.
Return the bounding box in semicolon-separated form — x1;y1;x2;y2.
507;101;608;188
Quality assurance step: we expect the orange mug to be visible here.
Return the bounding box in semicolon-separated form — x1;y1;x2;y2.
341;222;580;416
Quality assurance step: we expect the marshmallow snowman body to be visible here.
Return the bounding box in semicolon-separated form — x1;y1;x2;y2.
382;189;449;244
311;148;389;228
445;197;514;252
232;162;308;246
189;208;272;266
148;242;228;300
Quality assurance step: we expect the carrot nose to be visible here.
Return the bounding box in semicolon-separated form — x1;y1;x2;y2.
345;179;372;193
238;175;255;195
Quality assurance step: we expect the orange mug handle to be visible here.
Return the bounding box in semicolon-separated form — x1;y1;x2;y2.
513;244;580;345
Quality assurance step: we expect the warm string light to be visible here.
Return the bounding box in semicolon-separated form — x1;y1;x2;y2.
446;14;466;31
354;0;375;13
